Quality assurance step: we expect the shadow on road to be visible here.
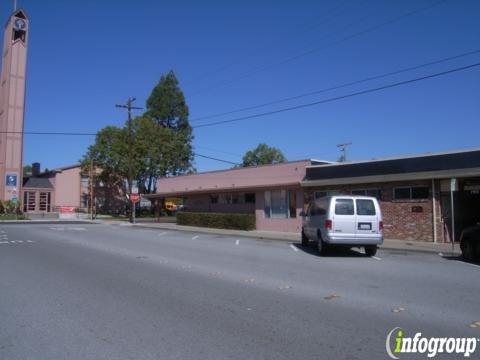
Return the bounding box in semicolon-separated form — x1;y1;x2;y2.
293;242;369;258
440;254;480;266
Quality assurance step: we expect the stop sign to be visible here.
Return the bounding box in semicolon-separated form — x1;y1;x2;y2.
130;193;140;203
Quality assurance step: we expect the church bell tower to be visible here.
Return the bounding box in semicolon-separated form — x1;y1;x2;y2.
0;9;29;203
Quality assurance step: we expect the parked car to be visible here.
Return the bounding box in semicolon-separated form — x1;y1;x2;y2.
302;196;383;256
460;224;480;262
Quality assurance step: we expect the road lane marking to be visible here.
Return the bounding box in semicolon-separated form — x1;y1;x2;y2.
0;241;9;244
158;232;167;236
9;241;15;243
235;239;240;245
372;256;381;261
290;244;299;252
17;240;23;243
192;235;199;240
27;240;34;243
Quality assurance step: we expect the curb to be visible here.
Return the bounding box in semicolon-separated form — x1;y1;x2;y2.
130;222;459;254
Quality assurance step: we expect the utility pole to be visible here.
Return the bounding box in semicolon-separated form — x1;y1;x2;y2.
337;142;352;162
115;97;142;223
89;159;95;221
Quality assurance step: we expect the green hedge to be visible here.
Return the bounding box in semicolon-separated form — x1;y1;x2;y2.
176;212;255;231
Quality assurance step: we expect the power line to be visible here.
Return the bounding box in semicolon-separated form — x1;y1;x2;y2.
193;62;480;129
190;48;480;123
4;61;479;137
182;0;356;87
187;0;447;98
1;131;240;164
195;153;239;165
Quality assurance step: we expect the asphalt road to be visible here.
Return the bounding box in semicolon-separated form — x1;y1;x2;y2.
1;223;479;360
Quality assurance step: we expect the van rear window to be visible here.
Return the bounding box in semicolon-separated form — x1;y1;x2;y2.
335;199;354;215
356;199;376;216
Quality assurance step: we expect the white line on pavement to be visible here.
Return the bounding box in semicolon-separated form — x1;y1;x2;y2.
9;241;15;243
0;241;8;244
192;235;199;240
372;256;382;261
27;240;34;243
235;239;240;245
158;232;167;236
17;240;23;243
290;244;299;252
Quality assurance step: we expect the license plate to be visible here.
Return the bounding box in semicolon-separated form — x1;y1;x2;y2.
358;223;372;230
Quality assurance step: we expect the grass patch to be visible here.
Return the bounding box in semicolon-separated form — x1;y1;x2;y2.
0;214;29;220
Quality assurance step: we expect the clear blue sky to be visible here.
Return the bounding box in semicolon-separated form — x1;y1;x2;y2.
3;0;480;171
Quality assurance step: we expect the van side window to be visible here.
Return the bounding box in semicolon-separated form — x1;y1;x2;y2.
335;199;354;215
356;199;376;216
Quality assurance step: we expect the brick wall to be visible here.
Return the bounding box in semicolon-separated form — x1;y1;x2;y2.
304;180;440;242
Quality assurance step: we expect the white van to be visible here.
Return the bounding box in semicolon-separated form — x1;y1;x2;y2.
301;196;383;256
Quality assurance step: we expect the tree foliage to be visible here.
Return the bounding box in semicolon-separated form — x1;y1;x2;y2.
241;143;286;167
81;70;194;206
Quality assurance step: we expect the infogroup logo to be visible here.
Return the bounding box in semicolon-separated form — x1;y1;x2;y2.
386;327;478;359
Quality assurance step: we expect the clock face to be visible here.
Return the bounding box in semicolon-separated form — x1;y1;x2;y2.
13;18;26;31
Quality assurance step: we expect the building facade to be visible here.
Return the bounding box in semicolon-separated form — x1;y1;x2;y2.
150;148;480;243
149;160;328;233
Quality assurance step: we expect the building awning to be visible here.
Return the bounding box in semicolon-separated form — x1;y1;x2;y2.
302;148;480;187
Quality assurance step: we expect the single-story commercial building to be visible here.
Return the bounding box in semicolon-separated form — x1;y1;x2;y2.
149;160;330;232
151;148;480;243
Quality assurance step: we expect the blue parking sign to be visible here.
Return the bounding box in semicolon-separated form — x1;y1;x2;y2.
6;174;17;187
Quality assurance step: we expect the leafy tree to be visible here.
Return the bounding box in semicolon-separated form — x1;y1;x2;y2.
142;70;194;190
242;143;286;167
23;164;32;176
81;70;195;218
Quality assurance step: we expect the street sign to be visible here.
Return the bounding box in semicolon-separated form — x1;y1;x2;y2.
130;193;140;203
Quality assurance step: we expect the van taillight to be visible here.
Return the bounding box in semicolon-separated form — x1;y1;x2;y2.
379;221;384;231
325;220;332;230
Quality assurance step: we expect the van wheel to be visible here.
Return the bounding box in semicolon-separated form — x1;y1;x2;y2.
301;229;309;246
365;246;377;257
461;239;475;262
317;231;328;256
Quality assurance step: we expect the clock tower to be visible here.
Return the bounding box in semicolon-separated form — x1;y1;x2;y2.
0;9;29;203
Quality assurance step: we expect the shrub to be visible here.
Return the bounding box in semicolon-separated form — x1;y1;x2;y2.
177;212;255;231
0;200;20;215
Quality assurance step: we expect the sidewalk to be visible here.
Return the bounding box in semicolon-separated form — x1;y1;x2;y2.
121;221;460;255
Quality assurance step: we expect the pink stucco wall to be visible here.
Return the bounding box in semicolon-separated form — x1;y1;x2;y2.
53;166;81;207
156;160;310;196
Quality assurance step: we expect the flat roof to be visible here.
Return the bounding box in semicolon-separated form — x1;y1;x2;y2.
303;148;480;186
152;160;320;197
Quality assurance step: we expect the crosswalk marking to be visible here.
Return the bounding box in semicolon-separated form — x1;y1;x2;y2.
0;240;35;245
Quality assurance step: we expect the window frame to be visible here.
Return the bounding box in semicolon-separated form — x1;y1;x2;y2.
393;186;430;200
264;189;296;219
